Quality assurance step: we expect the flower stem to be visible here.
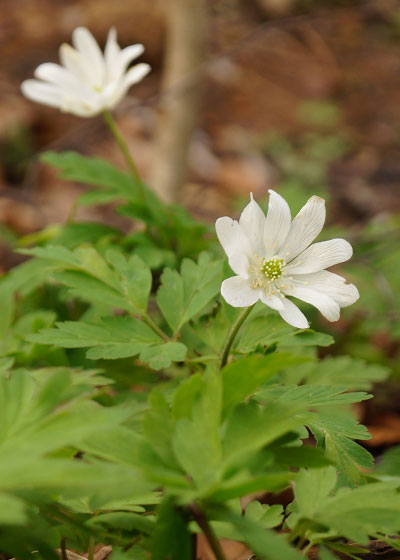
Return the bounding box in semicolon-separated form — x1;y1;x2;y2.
102;109;144;198
220;305;254;370
142;313;170;342
189;504;227;560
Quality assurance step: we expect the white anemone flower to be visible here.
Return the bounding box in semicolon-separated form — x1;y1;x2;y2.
21;27;150;117
216;190;359;329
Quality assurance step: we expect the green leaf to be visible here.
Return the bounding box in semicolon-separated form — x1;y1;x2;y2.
309;412;373;485
222;401;310;471
41;151;141;200
106;251;152;314
245;501;283;529
157;254;222;334
294;467;337;519
317;482;400;544
257;385;371;408
151;497;193;560
29;316;161;360
222;353;310;416
208;473;291;502
156;268;184;332
173;372;222;490
235;313;333;353
171;373;203;420
139;342;187;370
0;492;27;525
214;508;302;560
292;356;389;391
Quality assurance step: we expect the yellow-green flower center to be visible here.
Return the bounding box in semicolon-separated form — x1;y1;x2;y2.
261;257;284;280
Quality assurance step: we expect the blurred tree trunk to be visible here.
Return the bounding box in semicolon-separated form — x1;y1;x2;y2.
151;0;208;203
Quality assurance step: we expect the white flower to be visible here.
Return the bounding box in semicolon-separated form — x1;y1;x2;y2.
216;190;359;329
21;27;150;117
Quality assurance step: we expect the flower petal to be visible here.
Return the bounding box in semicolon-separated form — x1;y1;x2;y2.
239;195;267;256
259;291;284;310
281;195;325;261
278;297;309;329
294;270;359;307
282;283;340;322
72;27;105;87
120;44;145;71
59;43;91;83
21;80;63;109
104;27;122;81
288;239;353;274
216;217;251;276
34;62;89;97
221;276;260;307
120;63;151;93
264;189;291;257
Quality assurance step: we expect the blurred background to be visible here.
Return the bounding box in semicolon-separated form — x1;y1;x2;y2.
1;0;400;442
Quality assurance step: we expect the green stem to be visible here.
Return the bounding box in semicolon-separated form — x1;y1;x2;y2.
142;313;170;342
220;305;254;370
88;537;95;560
102;109;144;198
189;504;227;560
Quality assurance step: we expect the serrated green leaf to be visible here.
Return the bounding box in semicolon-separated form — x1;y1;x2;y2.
309;412;373;485
40;151;141;199
157;255;222;334
222;353;310;416
139;342;187;370
29;316;161;360
257;385;371;408
106;251;151;314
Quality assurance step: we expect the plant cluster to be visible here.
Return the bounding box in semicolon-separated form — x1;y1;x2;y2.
0;26;398;560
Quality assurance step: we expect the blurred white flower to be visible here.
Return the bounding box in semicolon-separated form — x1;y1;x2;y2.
21;27;150;117
216;190;359;328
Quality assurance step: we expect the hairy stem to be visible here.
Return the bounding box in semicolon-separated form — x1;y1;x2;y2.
220;306;254;370
102;109;144;198
189;504;227;560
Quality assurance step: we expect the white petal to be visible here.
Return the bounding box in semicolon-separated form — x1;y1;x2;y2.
282;284;340;322
281;196;326;261
288;239;353;274
259;291;284;310
278;298;309;329
59;43;90;83
120;63;151;92
105;27;122;81
120;44;145;71
294;270;359;307
264;189;291;257
216;217;251;276
21;80;63;109
239;195;267;256
72;27;105;87
221;276;260;307
34;62;86;96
